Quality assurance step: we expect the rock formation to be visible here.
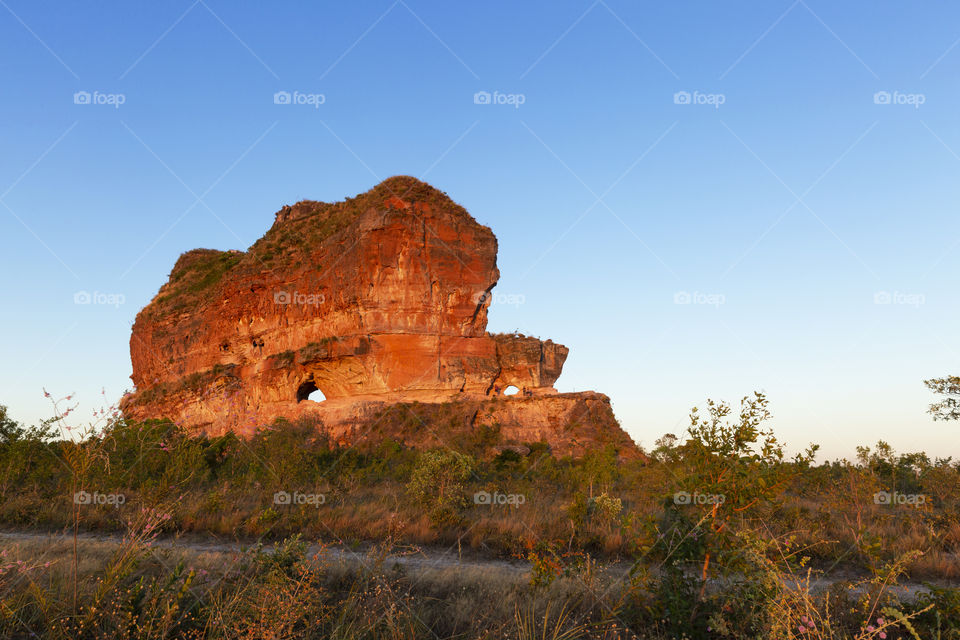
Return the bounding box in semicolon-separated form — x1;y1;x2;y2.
121;177;639;458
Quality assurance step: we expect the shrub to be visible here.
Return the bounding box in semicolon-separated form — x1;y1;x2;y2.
408;449;475;526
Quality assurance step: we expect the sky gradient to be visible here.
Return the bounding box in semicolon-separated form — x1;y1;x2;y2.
2;1;960;459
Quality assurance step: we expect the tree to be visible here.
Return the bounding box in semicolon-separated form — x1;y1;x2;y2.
0;404;24;444
647;393;818;633
581;444;618;498
925;376;960;420
669;393;817;587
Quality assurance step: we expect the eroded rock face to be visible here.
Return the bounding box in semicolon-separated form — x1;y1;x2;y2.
121;177;638;457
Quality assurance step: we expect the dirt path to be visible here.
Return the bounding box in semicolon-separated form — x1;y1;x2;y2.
0;528;525;577
0;529;954;599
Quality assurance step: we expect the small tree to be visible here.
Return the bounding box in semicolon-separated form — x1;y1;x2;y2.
407;449;475;525
581;444;618;498
925;375;960;420
669;394;817;588
644;393;819;634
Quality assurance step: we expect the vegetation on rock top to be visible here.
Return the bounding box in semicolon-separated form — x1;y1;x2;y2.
148;249;242;315
142;177;479;318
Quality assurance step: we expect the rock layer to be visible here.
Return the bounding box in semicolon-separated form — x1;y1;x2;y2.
121;177;638;457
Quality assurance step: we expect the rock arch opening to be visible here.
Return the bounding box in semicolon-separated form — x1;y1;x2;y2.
503;385;519;396
296;380;326;403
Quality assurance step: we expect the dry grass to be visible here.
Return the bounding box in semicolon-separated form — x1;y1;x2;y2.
0;532;650;639
2;400;959;637
0;529;950;640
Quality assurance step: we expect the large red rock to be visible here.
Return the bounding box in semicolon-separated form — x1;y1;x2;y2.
121;177;639;458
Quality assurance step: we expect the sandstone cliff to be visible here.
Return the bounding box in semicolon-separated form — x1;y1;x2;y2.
121;177;638;458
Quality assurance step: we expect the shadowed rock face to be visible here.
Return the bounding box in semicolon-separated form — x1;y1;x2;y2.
121;177;639;457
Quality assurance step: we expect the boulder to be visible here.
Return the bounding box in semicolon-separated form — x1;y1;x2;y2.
121;176;640;458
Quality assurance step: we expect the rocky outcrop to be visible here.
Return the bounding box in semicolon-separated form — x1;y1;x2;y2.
121;177;639;458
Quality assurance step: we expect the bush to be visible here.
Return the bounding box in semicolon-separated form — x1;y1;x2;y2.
408;449;475;526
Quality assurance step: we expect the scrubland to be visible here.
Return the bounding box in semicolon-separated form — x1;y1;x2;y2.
0;393;958;638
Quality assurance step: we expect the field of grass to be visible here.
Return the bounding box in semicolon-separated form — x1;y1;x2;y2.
1;525;957;640
1;394;959;638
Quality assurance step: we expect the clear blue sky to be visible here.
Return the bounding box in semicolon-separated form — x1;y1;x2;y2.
2;0;959;459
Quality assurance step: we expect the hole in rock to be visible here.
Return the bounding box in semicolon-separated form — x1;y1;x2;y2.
296;380;326;403
503;385;519;396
